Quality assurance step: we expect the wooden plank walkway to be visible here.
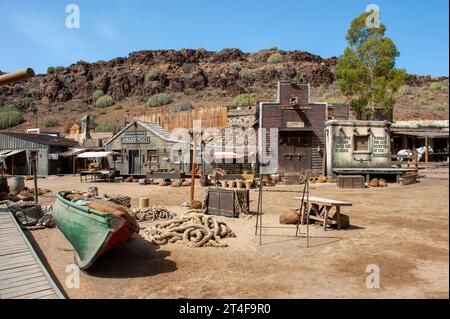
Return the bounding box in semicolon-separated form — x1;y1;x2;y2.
0;205;64;299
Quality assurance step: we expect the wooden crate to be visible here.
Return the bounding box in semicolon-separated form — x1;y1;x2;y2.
207;188;249;218
337;175;365;189
399;171;418;185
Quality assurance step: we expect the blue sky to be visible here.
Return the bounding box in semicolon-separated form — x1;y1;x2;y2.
0;0;448;76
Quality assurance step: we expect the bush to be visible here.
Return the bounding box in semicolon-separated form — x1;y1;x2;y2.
267;53;283;63
146;67;161;81
230;63;241;71
55;66;65;72
182;63;196;73
239;68;255;82
327;97;345;105
435;103;447;111
95;123;121;132
22;97;33;108
28;88;40;98
0;106;24;129
231;93;255;107
95;95;114;108
114;104;122;110
429;82;447;91
147;93;172;107
92;90;105;102
45;119;59;127
271;46;278;50
398;85;412;96
47;66;55;74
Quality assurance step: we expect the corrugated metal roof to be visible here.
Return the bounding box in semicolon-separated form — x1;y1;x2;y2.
0;132;79;147
103;120;179;146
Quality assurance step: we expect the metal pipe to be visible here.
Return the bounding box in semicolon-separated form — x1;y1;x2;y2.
0;68;35;86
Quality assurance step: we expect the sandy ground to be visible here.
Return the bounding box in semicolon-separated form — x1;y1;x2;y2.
15;167;449;299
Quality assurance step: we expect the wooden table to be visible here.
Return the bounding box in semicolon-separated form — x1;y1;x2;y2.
293;195;353;231
80;170;117;182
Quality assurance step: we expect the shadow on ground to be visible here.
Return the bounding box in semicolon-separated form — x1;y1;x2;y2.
85;234;177;278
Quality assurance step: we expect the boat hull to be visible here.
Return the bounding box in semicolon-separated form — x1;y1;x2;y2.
53;192;135;270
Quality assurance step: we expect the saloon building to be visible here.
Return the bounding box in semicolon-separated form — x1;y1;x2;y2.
103;119;187;176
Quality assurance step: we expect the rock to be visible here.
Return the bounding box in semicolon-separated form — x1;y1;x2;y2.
318;175;328;183
368;178;379;187
189;200;203;209
171;180;183;187
181;181;191;187
378;179;388;187
279;210;299;225
124;176;133;183
158;180;170;186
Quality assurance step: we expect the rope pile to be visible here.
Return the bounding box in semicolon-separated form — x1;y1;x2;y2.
143;211;236;247
132;205;176;222
107;195;131;208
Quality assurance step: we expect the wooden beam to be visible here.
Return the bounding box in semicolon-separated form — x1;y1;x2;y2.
190;139;196;204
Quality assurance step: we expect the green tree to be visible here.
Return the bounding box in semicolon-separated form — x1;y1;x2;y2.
335;11;406;119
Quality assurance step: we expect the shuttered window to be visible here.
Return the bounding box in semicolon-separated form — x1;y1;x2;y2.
354;135;369;152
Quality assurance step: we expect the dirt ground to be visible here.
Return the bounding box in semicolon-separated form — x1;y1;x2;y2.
17;167;449;299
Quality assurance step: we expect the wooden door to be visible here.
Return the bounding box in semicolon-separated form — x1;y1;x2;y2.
128;150;141;175
278;133;312;175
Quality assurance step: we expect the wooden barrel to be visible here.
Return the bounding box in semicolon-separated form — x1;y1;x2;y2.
200;175;209;187
139;197;150;209
9;176;25;193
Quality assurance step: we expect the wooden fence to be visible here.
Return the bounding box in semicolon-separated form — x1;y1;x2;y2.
138;106;228;131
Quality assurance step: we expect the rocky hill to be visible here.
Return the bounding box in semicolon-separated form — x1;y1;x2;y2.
0;48;448;132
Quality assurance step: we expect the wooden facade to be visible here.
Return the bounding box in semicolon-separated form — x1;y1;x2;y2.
259;82;327;175
0;133;79;176
138;106;228;131
103;120;188;176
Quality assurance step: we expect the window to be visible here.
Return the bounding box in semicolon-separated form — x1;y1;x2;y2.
112;150;122;162
327;108;334;120
354;135;370;152
147;150;158;163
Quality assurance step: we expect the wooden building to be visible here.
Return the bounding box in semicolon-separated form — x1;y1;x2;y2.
103;119;188;176
390;120;449;162
0;132;79;175
258;82;327;176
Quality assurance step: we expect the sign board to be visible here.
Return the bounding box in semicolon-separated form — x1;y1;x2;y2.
121;136;150;144
286;121;305;128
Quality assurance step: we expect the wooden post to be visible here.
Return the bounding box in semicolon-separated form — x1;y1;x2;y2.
321;148;326;177
32;155;38;203
11;155;14;176
190;139;196;204
72;156;76;176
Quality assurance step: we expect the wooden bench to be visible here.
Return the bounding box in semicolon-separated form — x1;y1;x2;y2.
293;195;353;231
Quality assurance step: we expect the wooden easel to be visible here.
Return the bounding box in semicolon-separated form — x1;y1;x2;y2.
254;172;311;247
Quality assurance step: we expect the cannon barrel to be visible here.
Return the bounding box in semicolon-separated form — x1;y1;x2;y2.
0;68;35;86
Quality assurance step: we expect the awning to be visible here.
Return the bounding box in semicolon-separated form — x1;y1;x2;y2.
59;148;87;157
77;151;112;158
0;150;11;156
0;150;25;160
213;151;244;160
392;131;449;138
